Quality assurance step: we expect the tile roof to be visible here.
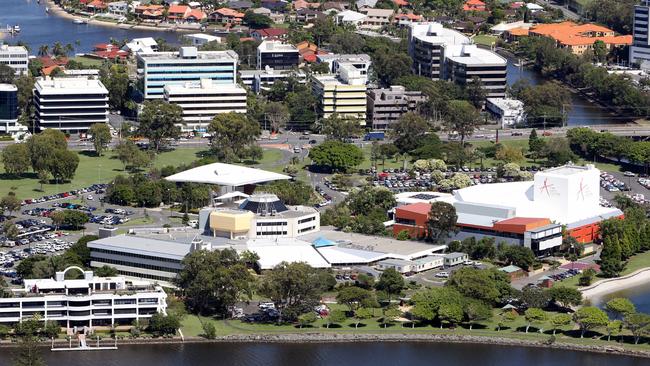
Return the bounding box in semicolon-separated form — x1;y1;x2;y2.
397;202;431;215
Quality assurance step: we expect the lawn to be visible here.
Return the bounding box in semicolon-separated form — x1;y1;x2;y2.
359;145;409;170
472;35;498;47
621;250;650;275
179;308;650;352
0;147;283;200
119;216;154;226
71;56;105;68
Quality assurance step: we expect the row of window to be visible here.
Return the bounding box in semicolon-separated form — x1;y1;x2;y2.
298;226;316;234
115;269;175;283
91;256;181;274
91;247;181;264
298;216;316;224
256;231;288;236
256;221;288;227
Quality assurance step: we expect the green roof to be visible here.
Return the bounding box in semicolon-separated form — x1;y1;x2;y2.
500;265;523;273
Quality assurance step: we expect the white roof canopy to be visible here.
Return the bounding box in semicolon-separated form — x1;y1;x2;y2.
165;163;291;186
216;191;250;200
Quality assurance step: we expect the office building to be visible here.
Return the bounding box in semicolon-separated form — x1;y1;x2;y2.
33;77;109;132
240;67;307;93
256;40;300;70
312;63;368;122
0;44;28;76
199;193;320;239
444;44;507;98
163;78;247;132
136;47;238;99
632;0;650;64
0;266;167;328
0;84;26;135
367;86;426;130
408;22;507;98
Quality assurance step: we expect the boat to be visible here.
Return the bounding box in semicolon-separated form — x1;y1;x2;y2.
45;7;49;13
73;19;87;24
12;25;20;33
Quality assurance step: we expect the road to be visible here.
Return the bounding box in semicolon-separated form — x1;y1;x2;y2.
539;0;580;20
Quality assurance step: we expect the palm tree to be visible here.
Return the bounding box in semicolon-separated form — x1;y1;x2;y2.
52;42;64;57
65;43;74;56
38;44;49;56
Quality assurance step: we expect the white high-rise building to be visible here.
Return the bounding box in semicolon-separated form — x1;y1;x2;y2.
0;267;167;328
137;47;238;99
163;78;247;132
631;0;650;64
0;44;28;76
408;22;507;98
33;77;109;133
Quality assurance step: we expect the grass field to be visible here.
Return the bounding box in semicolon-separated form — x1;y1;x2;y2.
359;145;408;170
0;147;284;200
179;308;650;352
472;35;498;47
71;55;105;68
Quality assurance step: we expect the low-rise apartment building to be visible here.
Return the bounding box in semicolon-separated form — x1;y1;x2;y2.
312;63;368;123
367;86;426;130
256;40;300;70
0;267;167;328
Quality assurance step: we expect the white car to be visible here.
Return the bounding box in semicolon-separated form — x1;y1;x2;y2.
435;272;449;278
87;195;94;200
623;171;635;177
463;260;474;266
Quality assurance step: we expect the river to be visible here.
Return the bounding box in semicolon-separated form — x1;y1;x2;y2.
21;342;650;365
595;281;650;314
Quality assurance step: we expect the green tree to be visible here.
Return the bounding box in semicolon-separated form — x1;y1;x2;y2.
578;268;597;286
259;262;331;322
528;129;545;161
605;298;636;320
321;113;362;141
326;309;347;328
148;312;181;336
137;100;183;152
548;286;583;309
309;140;363;173
592;40;607;63
447;267;513;305
375;268;405;303
381;307;402;328
353;307;374;329
550;313;572;335
463;300;492;330
524;308;547;333
497;311;517;332
392;112;429;154
443;100;481;145
0;64;16;84
411;287;466;323
336;286;376;312
2;143;30;176
466;76;487;109
263;101;289;132
243;11;272;28
573;306;609;338
521;286;551;309
89;123;112;156
202;321;217;339
100;63;131;111
624;312;650;344
497;245;535;270
260;180;313;206
58;209;89;230
208;113;261;162
297;312;318;328
94;265;118;277
600;236;623;277
42;321;61;339
176;249;254;315
606;319;623;341
426;201;458;243
543;137;577;166
47;149;80;183
0;193;21;218
439;302;464;328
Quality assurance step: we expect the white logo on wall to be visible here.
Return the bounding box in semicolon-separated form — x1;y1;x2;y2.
538;178;560;198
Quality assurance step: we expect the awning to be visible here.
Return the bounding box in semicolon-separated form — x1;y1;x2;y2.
216;191;250;200
312;237;336;248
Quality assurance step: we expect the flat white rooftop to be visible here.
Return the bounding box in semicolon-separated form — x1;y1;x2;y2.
445;44;507;65
165;162;290;186
164;79;246;94
257;40;299;52
35;77;108;95
409;22;470;46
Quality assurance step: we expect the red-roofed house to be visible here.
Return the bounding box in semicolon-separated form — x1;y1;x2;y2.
463;0;486;11
167;4;191;21
393;202;432;238
87;0;107;13
210;8;245;25
292;0;320;10
185;9;207;22
135;4;165;19
392;0;409;6
251;28;289;41
394;12;423;25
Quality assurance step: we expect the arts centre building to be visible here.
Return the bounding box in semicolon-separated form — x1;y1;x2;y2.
394;164;623;255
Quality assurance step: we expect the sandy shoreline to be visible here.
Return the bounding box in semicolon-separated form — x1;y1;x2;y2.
581;267;650;300
42;0;197;33
1;333;648;359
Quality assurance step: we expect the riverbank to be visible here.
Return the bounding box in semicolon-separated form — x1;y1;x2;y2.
4;333;647;359
581;267;650;301
42;0;196;33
